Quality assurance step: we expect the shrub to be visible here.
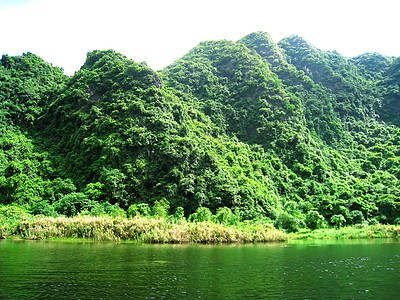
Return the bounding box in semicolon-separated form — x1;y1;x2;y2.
350;210;365;224
172;206;185;223
305;210;325;230
80;201;114;217
188;207;213;222
0;204;30;219
152;198;170;218
275;211;304;232
330;214;346;228
54;192;91;217
215;207;237;225
137;203;151;216
83;182;106;201
31;201;58;217
127;204;139;218
110;203;126;218
367;218;379;225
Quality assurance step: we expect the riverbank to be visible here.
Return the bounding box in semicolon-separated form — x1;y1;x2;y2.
0;215;287;243
290;224;400;240
2;214;400;243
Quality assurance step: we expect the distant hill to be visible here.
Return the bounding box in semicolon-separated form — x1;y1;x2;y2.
1;32;399;230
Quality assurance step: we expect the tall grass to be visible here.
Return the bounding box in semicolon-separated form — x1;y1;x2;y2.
291;224;400;240
2;215;287;243
3;213;400;243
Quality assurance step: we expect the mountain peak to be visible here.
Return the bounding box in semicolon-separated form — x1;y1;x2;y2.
239;31;286;67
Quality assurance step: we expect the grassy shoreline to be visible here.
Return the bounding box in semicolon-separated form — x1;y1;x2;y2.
289;224;400;240
2;215;400;243
0;215;287;243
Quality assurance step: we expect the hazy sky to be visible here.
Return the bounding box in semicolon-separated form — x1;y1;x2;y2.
1;0;399;75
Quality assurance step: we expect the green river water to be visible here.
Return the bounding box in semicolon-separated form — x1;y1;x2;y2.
0;239;399;299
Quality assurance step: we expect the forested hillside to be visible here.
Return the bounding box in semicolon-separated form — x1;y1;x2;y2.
1;32;399;231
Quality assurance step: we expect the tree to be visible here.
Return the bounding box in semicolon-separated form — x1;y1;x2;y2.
305;210;325;230
330;214;346;228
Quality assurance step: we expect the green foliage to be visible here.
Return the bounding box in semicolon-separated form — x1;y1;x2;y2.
215;207;237;225
330;214;346;228
0;52;67;126
305;210;325;230
44;178;77;203
0;204;30;219
136;203;151;217
0;204;33;237
152;198;170;218
109;203;127;218
172;206;185;223
275;210;305;232
1;33;400;232
31;200;58;217
350;210;365;225
83;182;106;201
188;206;213;222
127;204;139;218
54;192;91;217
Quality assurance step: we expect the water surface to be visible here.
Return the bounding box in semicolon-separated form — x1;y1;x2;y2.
1;239;399;299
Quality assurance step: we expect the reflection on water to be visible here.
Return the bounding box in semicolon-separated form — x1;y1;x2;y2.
0;239;399;299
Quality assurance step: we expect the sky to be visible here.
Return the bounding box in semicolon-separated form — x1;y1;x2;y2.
1;0;399;75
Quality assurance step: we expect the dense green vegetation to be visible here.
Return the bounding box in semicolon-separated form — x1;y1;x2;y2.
2;204;400;242
1;32;400;236
0;205;286;242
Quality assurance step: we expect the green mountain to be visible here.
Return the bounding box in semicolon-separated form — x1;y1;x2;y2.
1;32;399;230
